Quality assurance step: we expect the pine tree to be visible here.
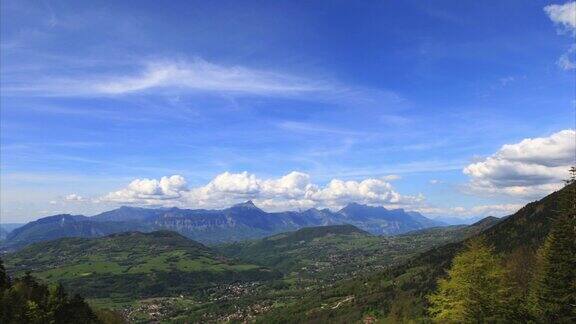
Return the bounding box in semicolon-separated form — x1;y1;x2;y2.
427;238;507;322
530;212;576;322
0;258;10;292
528;168;576;322
0;272;107;323
559;166;576;214
54;293;100;324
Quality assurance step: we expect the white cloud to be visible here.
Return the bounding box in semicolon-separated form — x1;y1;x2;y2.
558;44;576;70
419;203;523;218
544;2;576;70
102;175;187;204
277;121;367;136
463;129;575;198
3;58;327;97
3;57;403;109
64;193;87;202
467;204;523;216
93;59;325;95
98;171;421;211
544;2;576;33
382;174;402;181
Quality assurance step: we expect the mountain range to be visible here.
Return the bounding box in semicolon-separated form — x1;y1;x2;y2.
2;201;445;251
2;218;499;322
2;183;570;322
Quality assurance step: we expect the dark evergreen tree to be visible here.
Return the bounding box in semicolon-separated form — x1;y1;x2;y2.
54;293;100;324
0;270;113;323
530;211;576;322
0;258;10;292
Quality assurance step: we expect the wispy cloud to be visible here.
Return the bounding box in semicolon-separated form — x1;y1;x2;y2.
419;203;523;218
93;59;326;95
2;56;406;112
2;58;326;97
544;1;576;70
558;44;576;70
277;121;370;136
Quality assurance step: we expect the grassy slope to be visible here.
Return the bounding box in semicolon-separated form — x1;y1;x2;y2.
4;230;280;299
217;221;498;284
256;185;572;323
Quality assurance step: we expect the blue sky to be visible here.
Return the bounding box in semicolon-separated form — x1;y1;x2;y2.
1;0;575;222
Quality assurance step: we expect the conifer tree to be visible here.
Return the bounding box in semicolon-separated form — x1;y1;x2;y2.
427;238;506;322
0;258;10;292
530;212;576;321
529;167;576;322
0;271;110;323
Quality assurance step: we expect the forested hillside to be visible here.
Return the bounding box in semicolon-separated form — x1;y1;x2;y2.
4;231;279;300
217;220;497;283
257;182;576;323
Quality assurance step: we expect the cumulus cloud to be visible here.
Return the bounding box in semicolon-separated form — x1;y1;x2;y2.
463;129;575;198
545;1;576;33
102;175;187;204
98;171;420;211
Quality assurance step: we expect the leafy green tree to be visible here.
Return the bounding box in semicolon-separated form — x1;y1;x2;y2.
25;300;46;324
427;238;507;322
530;211;576;322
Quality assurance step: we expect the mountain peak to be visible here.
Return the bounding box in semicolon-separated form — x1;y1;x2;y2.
340;202;386;212
471;216;500;227
232;200;259;209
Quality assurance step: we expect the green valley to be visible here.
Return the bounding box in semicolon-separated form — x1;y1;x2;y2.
2;184;573;323
216;220;498;283
4;231;279;301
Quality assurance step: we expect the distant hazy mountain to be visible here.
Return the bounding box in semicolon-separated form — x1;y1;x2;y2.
431;215;493;225
0;223;24;240
2;201;445;250
0;223;24;232
337;203;444;234
2;214;153;251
